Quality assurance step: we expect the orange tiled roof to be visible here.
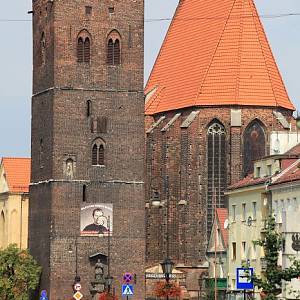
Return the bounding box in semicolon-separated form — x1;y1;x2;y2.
216;208;228;248
145;0;295;115
1;158;31;193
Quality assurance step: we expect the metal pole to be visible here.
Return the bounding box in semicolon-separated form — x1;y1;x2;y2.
166;176;169;258
244;289;246;300
214;190;218;300
75;236;78;279
108;217;111;293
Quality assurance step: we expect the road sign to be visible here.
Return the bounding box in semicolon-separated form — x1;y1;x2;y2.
236;267;254;290
74;283;82;291
40;290;48;300
73;291;83;300
122;284;134;296
123;272;133;283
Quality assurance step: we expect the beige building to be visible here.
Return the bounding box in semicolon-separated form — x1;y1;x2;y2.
0;157;30;249
226;146;300;298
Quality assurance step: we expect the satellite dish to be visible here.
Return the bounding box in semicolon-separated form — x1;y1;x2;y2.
247;216;253;227
224;219;229;229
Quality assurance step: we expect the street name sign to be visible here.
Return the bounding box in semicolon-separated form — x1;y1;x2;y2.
236;267;254;290
122;284;134;296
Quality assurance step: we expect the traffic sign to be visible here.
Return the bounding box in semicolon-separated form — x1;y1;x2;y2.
122;284;134;296
74;283;82;291
236;267;254;290
40;290;48;300
123;272;133;283
73;291;83;300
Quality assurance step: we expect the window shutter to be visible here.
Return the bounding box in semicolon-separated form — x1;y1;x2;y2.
84;38;90;63
77;38;84;63
107;39;114;65
92;144;98;165
114;39;120;65
98;145;104;165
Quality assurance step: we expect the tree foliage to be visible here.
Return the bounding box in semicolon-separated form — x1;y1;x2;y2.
0;244;41;300
252;216;300;300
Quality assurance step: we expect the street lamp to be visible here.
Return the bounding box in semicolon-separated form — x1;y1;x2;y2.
161;257;175;283
68;236;81;288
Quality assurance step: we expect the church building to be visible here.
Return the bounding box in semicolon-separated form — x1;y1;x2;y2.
145;0;295;296
29;0;145;299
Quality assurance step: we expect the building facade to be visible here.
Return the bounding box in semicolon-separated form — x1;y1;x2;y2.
0;157;30;249
226;149;300;298
145;0;295;295
29;1;145;299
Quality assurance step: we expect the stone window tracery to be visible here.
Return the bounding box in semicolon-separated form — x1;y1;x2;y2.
77;30;91;63
92;139;105;166
207;121;226;235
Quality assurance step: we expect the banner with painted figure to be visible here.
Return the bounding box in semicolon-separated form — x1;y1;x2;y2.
80;203;113;236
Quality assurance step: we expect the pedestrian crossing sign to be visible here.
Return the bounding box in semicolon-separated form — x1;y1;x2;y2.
122;284;134;296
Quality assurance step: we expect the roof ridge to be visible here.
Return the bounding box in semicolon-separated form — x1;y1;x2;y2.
194;0;238;105
272;158;300;184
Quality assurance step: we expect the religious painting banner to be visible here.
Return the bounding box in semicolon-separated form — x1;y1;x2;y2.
80;203;113;236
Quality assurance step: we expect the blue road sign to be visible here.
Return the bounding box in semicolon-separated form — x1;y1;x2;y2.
122;284;134;296
236;268;254;290
40;290;48;300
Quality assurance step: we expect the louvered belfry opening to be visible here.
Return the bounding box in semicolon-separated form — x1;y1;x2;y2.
207;122;226;236
98;145;104;165
107;38;114;65
77;37;84;63
92;144;98;165
83;37;90;63
243;120;265;176
114;39;120;65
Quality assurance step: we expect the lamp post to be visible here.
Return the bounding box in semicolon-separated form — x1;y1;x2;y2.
68;236;80;289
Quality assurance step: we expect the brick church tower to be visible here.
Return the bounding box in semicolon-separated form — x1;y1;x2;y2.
145;0;295;296
29;1;145;299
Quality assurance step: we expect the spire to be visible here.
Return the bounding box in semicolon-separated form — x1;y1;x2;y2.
145;0;294;115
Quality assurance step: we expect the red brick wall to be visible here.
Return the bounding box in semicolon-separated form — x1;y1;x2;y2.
146;106;293;266
30;1;145;299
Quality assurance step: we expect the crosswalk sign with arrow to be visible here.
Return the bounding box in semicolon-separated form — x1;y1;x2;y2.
122;284;134;296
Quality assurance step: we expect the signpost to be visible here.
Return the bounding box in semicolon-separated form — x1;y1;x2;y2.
236;268;254;300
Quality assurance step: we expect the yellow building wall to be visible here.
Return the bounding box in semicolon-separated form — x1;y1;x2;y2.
0;192;29;249
227;186;268;292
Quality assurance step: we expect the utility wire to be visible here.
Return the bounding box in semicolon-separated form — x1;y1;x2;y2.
0;12;300;23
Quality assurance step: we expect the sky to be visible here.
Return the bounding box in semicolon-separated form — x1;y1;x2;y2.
0;0;300;157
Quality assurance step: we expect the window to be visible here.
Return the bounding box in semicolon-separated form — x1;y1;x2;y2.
232;242;236;260
252;202;257;220
77;30;91;63
107;30;121;65
242;203;246;221
256;167;261;178
82;185;86;202
243;120;265;176
92;139;105;166
87;100;92;117
85;6;92;15
207;121;226;235
267;165;272;176
232;205;236;222
287;198;291;211
241;241;246;259
252;243;257;260
274;200;278;215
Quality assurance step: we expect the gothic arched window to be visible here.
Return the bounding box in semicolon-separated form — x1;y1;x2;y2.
92;139;105;166
243;120;266;176
77;30;91;63
207;121;226;234
107;30;121;65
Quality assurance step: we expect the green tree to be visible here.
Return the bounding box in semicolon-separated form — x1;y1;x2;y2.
252;216;300;300
0;244;41;300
